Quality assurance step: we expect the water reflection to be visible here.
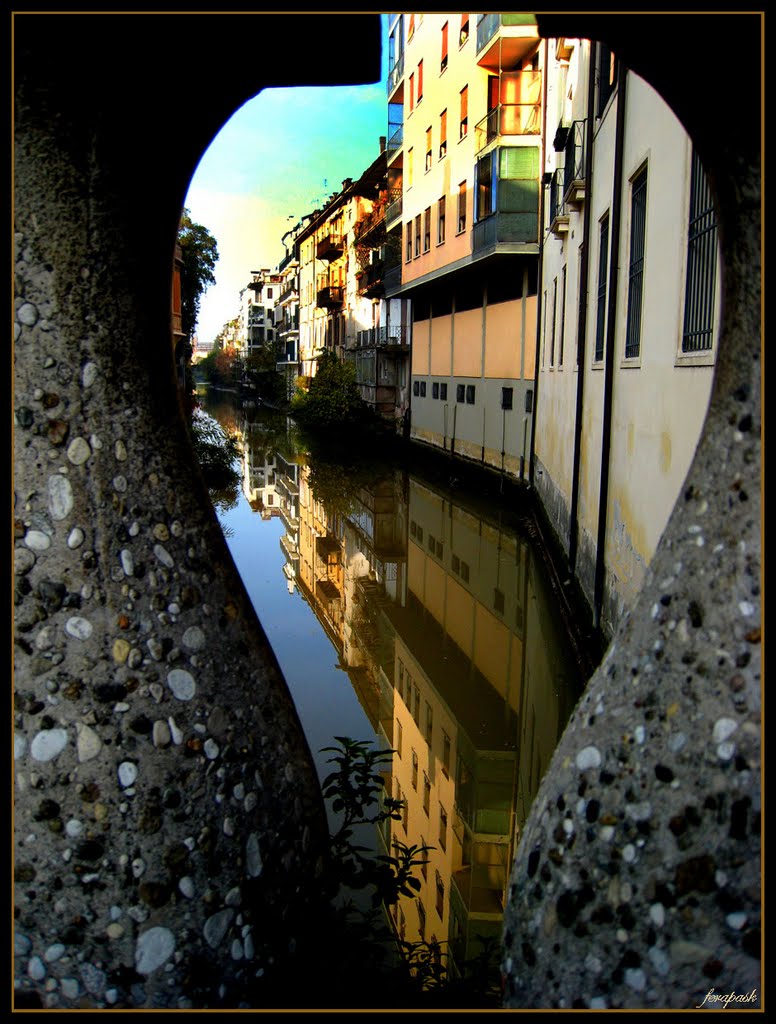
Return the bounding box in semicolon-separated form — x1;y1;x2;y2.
201;389;582;990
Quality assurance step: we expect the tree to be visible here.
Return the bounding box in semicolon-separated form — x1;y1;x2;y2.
177;208;219;338
291;350;369;431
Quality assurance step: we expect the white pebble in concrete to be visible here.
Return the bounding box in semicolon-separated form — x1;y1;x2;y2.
135;926;176;975
167;669;196;701
30;728;68;762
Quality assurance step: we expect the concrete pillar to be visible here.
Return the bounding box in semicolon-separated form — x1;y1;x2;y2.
502;15;761;1009
13;13;381;1009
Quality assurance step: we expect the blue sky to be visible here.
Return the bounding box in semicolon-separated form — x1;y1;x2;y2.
185;14;390;346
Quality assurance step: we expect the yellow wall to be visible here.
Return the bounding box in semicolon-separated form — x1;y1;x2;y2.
452;307;482;377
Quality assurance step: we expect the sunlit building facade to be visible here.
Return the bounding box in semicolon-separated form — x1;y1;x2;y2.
386;13;544;479
535;37;721;635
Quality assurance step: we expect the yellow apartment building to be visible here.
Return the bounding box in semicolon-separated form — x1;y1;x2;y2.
386;13;544;479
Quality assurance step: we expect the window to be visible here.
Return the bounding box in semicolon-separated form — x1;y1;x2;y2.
440;21;448;72
549;277;557;367
420;837;428;878
594;214;609;362
266;287;273;299
439;110;447;159
682;148;718;353
494;587;505;614
398;659;404;696
420;380;426;397
457;181;467;233
501;386;513;410
440;383;448;400
409;72;415;112
442;732;451;777
428;534;435;552
411;749;418;790
423;774;431;815
459;85;468;138
413;684;421;725
625;165;648;359
425;127;432;171
437;196;446;244
439;805;448;851
425;703;433;746
408;147;414;189
436;871;445;917
460;561;469;583
395;719;403;758
456;383;465;403
475;151;495;221
559;265;567;366
408;13;415;40
459;14;469;47
596;41;618;117
432;381;439;399
414;214;421;258
452;553;460;573
406;222;413;263
466;384;475;404
525;388;533;413
417;60;424;103
423;207;431;251
435;539;442;558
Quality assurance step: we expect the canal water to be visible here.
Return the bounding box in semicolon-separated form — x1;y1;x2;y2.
199;387;585;991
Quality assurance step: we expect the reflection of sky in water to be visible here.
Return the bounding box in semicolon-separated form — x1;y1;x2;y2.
215;490;378;792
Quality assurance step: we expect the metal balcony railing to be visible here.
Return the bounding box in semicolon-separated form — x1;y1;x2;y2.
354;202;387;245
317;234;344;261
474;100;542;153
548;167;566;227
562;119;586;202
316;285;343;309
387;51;404;96
385;188;403;226
476;13;536;53
386;124;403;157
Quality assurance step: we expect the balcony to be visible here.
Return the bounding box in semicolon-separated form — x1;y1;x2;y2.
356;261;385;298
278;251;295;272
316;285;343;309
386;51;404;99
476;13;538;71
548;168;569;237
316;234;343;261
354;201;387;247
562;120;586;205
356;325;410;348
385;187;403;228
386;123;403;162
474;96;542;155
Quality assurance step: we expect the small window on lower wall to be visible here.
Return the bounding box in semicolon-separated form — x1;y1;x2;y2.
525;389;533;413
413;380;420;396
440;383;448;400
456;384;465;403
466;385;475;404
501;387;513;410
420;381;427;397
432;382;439;399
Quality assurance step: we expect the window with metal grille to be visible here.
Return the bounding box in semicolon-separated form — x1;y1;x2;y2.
432;381;439;399
594;213;609;362
682;149;717;353
456;383;465;403
625;165;648;358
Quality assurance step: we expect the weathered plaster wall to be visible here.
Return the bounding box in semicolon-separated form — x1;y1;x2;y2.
502;14;761;1009
13;12;381;1010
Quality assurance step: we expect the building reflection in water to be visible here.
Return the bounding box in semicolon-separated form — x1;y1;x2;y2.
209;397;582;988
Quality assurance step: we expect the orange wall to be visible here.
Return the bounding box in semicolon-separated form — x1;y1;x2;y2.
452;307;482;377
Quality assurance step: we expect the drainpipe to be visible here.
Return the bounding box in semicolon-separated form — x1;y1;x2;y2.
593;58;628;632
528;38;549;489
567;43;597;572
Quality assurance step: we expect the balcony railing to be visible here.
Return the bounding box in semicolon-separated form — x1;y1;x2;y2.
385;187;403;227
386;124;403;158
562;120;586;204
357;325;409;348
356;262;385;297
548;168;569;236
316;285;343;309
386;51;404;96
476;13;537;54
354;202;387;245
474;97;541;154
316;234;343;261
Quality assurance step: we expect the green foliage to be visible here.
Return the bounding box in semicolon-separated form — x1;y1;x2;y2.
197;347;242;389
178;208;219;338
189;409;241;511
244;347;287;404
291;350;369;431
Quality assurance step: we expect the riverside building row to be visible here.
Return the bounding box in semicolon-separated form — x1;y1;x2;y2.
225;14;720;642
